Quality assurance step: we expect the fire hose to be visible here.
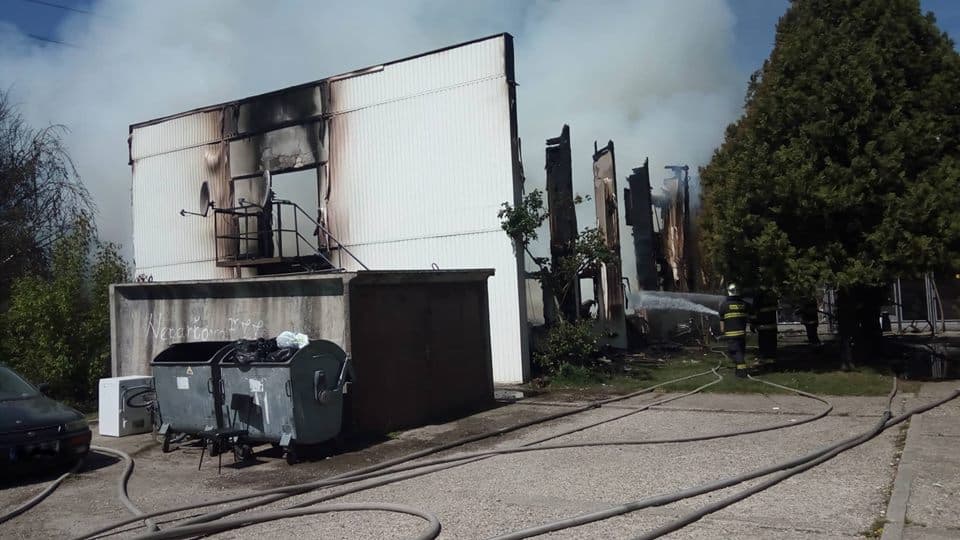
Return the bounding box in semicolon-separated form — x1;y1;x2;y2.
0;459;83;525
6;356;956;540
3;362;723;537
73;364;725;539
73;360;837;540
131;379;959;540
0;445;155;532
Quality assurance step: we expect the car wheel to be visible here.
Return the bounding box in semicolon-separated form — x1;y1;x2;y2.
75;451;89;470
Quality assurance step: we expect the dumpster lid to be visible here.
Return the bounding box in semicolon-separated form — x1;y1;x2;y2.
219;339;345;366
151;341;234;365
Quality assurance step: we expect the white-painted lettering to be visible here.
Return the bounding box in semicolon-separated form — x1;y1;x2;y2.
143;312;266;344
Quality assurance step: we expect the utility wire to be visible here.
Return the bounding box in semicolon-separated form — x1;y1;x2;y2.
11;0;105;47
25;33;77;47
20;0;96;16
0;27;78;47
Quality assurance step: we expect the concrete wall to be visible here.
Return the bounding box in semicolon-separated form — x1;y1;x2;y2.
111;275;347;377
110;270;495;435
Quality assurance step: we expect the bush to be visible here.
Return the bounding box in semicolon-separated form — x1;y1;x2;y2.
0;220;127;408
534;319;601;375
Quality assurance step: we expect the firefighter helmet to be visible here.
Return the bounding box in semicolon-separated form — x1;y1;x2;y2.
726;283;739;297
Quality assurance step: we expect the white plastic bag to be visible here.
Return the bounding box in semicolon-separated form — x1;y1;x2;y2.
276;331;309;349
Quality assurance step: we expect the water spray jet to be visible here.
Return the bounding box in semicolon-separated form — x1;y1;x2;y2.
627;291;721;317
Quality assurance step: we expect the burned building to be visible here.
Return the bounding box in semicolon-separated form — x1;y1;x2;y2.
545;125;579;324
624;160;657;291
592;141;628;347
123;34;530;383
624;162;696;293
657;165;694;292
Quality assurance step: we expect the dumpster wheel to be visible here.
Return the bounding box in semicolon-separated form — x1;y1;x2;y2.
207;439;222;457
285;445;299;466
160;432;186;454
235;444;254;462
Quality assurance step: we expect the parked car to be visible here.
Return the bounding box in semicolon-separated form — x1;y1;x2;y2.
0;363;91;466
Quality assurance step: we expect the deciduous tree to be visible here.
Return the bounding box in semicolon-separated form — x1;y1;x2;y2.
0;89;93;303
1;218;128;405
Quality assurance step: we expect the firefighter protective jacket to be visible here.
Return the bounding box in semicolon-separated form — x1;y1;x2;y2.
755;293;779;332
798;301;819;325
720;295;749;339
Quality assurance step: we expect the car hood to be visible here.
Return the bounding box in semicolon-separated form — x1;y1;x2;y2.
0;395;83;433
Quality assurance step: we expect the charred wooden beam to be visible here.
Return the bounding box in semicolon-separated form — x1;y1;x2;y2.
593;140;627;348
625;158;658;291
545;125;579;322
661;165;692;292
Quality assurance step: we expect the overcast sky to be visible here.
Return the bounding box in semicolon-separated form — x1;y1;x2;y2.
2;0;959;275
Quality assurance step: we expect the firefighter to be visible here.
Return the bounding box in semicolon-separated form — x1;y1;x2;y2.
719;283;749;378
797;299;821;346
754;289;779;360
579;299;597;320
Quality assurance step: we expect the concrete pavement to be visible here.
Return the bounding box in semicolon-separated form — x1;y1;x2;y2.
882;381;960;540
0;384;956;539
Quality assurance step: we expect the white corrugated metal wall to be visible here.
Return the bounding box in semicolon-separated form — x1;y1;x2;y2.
328;36;527;382
130;111;234;281
128;35;528;382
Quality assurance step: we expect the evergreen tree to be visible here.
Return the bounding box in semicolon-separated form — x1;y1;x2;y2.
700;0;960;364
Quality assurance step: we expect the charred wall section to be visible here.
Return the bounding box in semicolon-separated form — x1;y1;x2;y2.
225;83;327;179
545;125;579;323
624;159;658;292
659;165;692;292
593;141;627;347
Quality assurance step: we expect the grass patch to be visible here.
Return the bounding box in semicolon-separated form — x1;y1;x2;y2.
546;343;921;397
861;516;887;538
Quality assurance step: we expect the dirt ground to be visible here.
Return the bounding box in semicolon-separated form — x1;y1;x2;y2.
1;383;957;539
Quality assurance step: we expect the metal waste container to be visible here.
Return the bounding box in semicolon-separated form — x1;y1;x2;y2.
151;341;233;441
219;339;351;464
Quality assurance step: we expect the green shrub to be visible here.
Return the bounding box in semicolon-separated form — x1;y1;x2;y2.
534;319;601;374
0;220;127;407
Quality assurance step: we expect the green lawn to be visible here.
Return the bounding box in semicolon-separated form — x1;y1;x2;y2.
547;347;921;396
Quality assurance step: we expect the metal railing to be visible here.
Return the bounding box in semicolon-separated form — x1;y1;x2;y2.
213;199;368;271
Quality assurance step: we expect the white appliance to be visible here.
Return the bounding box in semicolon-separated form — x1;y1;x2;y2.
98;376;154;437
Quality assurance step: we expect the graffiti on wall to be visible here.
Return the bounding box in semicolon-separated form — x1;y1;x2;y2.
145;313;267;342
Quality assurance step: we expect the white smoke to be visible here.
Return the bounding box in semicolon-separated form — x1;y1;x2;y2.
0;0;743;283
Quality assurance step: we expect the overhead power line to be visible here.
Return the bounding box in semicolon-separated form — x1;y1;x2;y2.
0;26;79;47
20;0;96;16
26;32;78;47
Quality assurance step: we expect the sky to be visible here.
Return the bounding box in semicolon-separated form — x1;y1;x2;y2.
1;0;959;282
8;1;957;74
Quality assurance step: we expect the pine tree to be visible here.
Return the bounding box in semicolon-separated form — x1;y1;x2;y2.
700;0;960;364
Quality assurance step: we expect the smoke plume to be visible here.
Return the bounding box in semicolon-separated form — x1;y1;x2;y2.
0;0;743;287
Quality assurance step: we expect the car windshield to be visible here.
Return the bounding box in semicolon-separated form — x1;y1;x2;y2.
0;366;39;401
